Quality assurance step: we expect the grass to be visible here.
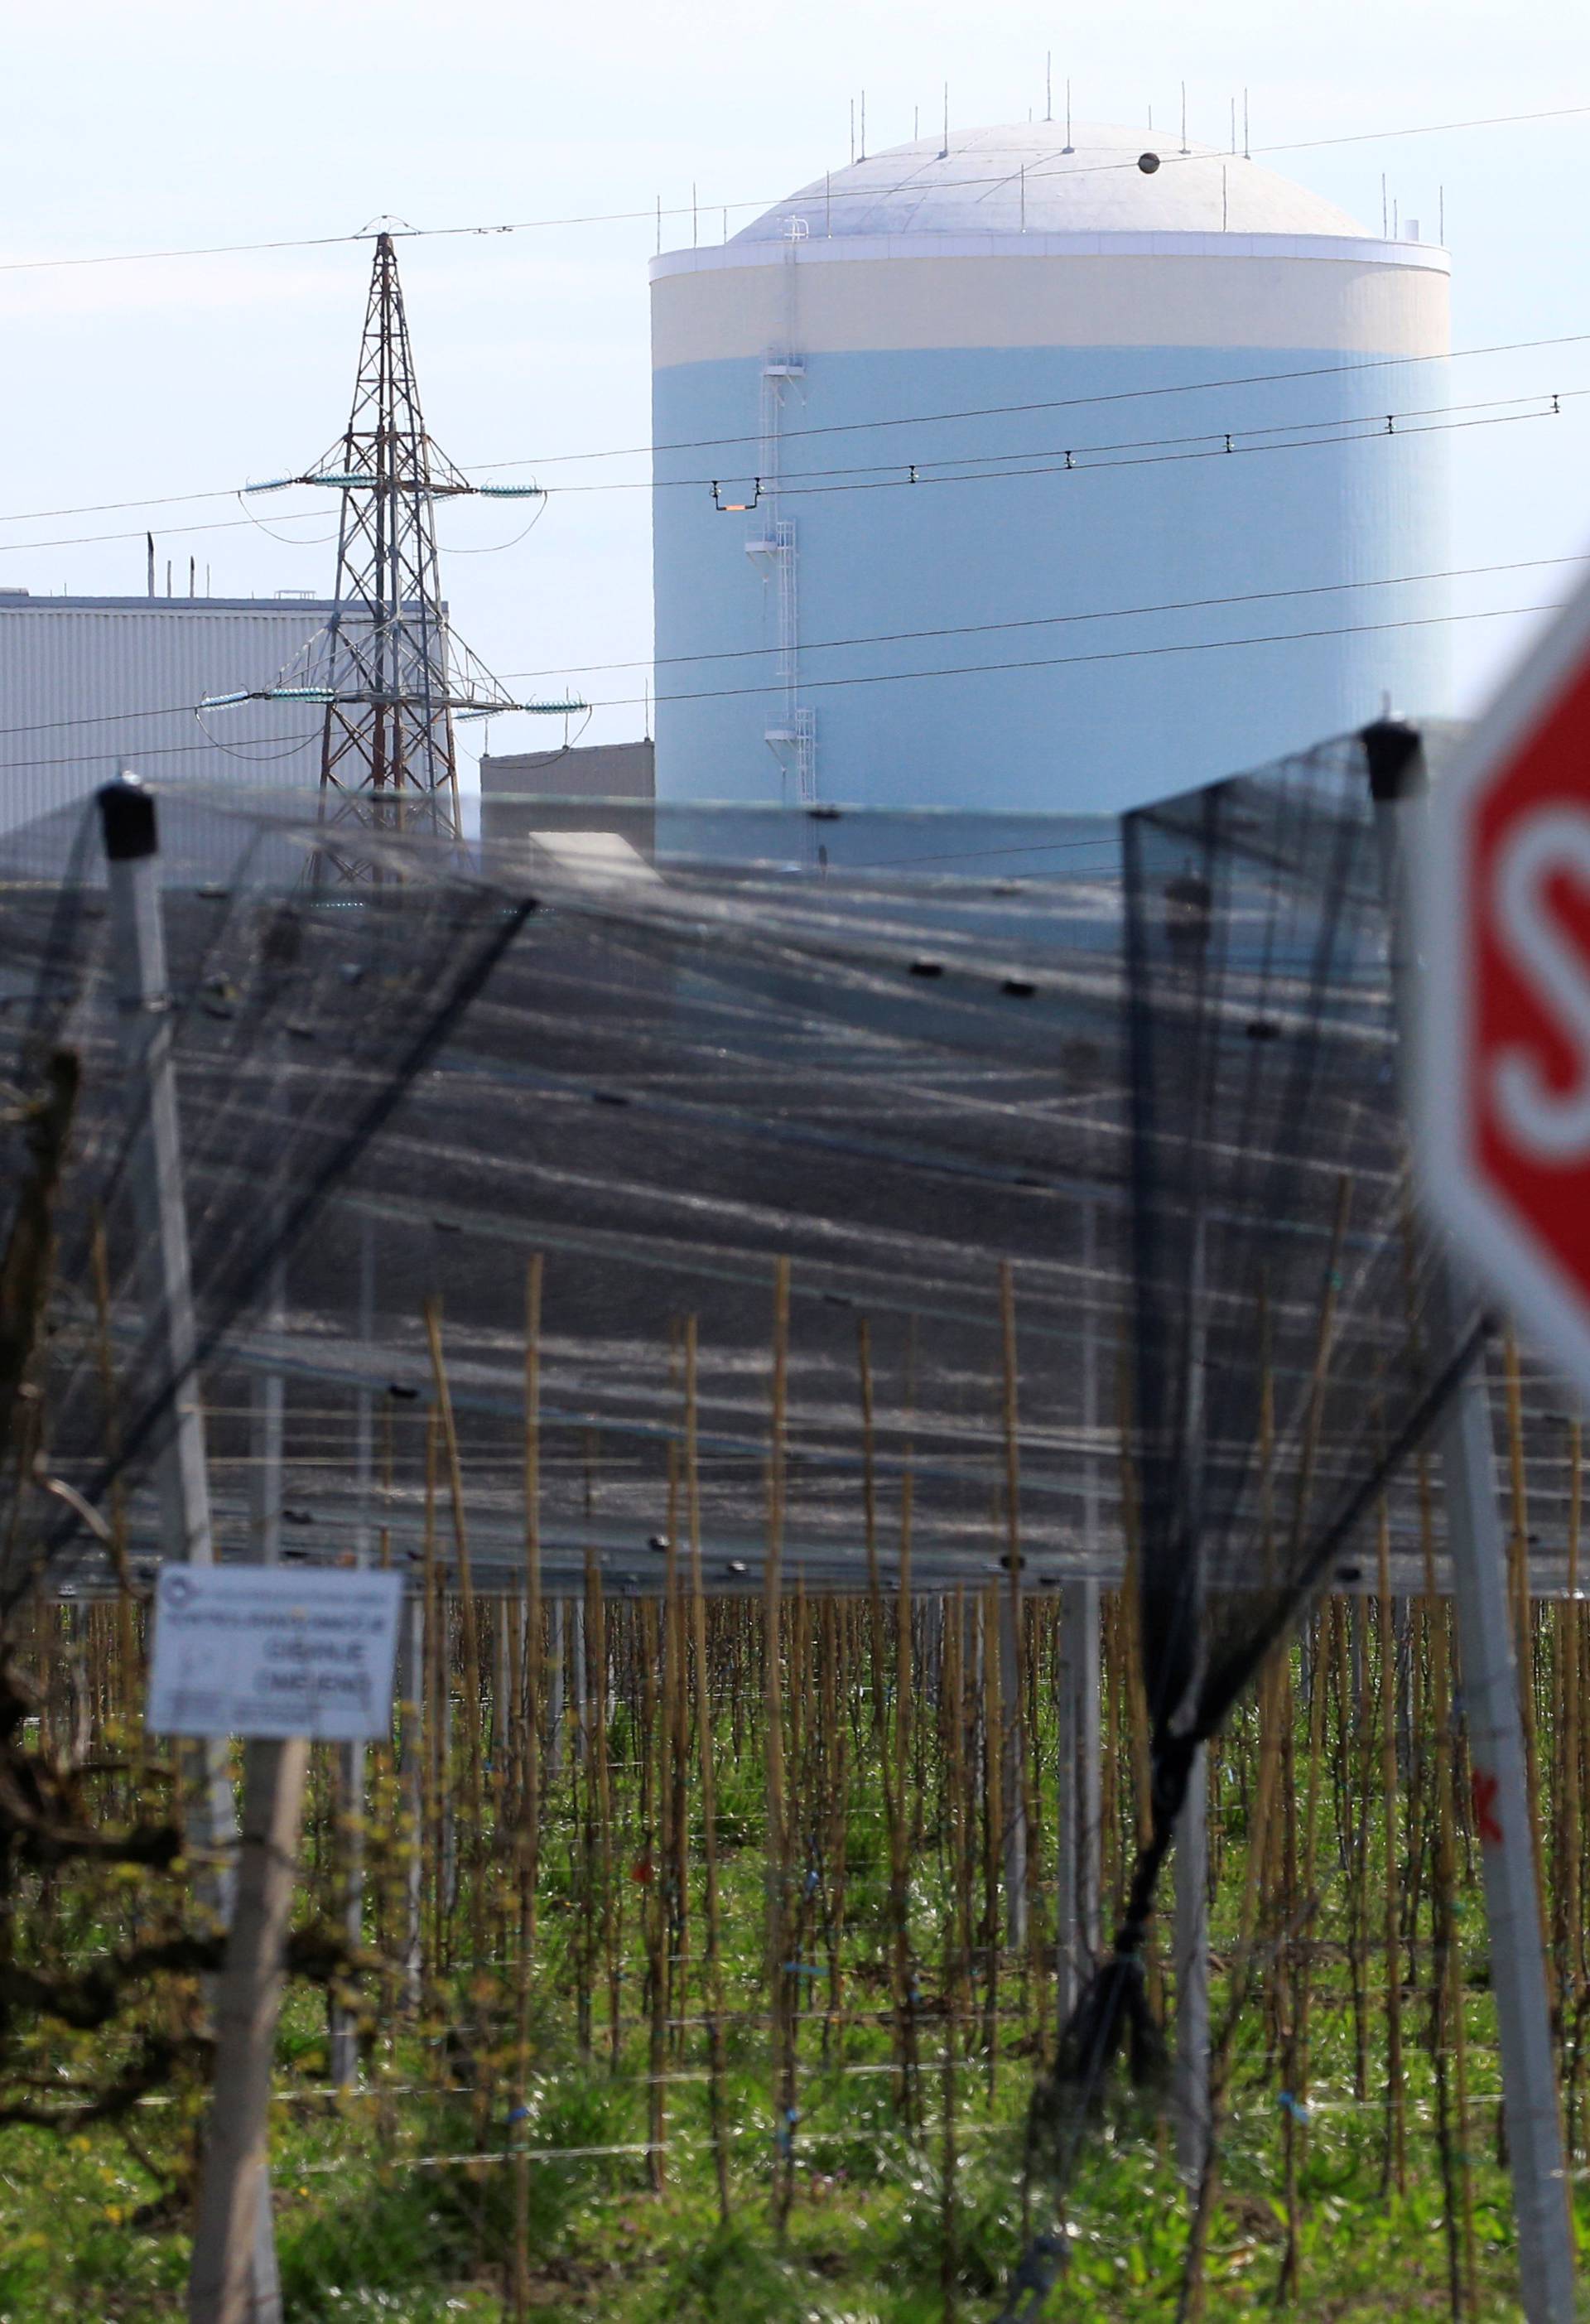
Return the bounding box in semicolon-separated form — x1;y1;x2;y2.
7;1605;1590;2321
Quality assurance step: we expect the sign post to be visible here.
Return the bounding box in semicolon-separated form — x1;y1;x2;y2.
1373;716;1576;2324
162;1567;402;2324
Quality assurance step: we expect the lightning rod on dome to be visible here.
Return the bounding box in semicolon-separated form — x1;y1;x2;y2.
1063;79;1072;153
1180;81;1189;154
939;83;949;161
1045;52;1052;123
1243;87;1250;159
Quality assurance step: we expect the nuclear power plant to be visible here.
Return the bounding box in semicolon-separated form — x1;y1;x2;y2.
12;65;1590;2324
650;121;1451;814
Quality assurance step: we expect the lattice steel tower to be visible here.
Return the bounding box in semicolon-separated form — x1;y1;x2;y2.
229;229;577;883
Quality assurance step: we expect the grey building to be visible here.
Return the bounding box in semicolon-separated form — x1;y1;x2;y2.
479;739;654;861
0;591;345;837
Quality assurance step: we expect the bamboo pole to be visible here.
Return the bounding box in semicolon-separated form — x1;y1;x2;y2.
896;1333;921;2126
942;1583;966;2323
642;1593;667;2190
420;1411;442;2006
684;1318;731;2221
424;1298;486;1979
589;1553;619;2074
664;1329;689;2061
981;1579;1002;2093
856;1319;911;2109
767;1257;795;2235
997;1263;1029;1960
1378;1492;1407;2192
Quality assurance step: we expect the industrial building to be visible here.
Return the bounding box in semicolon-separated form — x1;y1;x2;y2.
0;592;339;836
650;121;1451;817
480;738;654;859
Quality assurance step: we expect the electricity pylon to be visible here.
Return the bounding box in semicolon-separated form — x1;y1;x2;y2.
217;229;580;883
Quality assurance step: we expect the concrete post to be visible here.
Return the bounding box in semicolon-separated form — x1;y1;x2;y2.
187;1739;311;2324
103;779;235;1880
101;779;282;2324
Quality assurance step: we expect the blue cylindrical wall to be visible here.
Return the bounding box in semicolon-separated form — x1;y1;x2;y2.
650;127;1451;818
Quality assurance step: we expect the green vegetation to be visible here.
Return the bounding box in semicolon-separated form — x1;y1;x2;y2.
4;1581;1590;2321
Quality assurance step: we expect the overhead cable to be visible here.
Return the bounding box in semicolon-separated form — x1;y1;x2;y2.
0;99;1584;276
0;388;1573;557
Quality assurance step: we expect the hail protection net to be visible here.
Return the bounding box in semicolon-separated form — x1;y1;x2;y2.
0;735;1479;1645
1120;735;1466;1817
0;788;529;1610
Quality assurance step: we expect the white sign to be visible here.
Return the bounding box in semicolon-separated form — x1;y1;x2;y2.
147;1565;402;1740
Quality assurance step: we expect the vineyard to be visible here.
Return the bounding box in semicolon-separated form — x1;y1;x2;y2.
8;1545;1590;2322
0;735;1584;2320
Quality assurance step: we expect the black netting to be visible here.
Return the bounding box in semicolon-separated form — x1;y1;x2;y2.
0;728;1528;2312
1033;730;1477;2235
1126;737;1465;1766
0;788;529;1608
0;735;1488;1637
0;735;1481;1647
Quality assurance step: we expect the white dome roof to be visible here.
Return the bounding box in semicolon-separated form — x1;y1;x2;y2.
734;120;1369;244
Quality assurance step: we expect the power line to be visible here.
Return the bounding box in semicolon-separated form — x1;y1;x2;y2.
0;597;1559;782
0;554;1575;750
0;387;1571;559
496;333;1566;471
581;598;1568;716
2;331;1584;534
763;400;1564;504
496;552;1589;683
0;100;1583;278
560;388;1571;499
0;506;333;557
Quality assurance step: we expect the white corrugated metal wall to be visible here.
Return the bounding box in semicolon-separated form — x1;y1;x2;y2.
0;597;341;835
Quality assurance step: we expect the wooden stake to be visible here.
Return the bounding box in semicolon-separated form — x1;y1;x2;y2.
767;1257;795;2233
683;1319;730;2220
1378;1492;1407;2192
424;1298;485;1976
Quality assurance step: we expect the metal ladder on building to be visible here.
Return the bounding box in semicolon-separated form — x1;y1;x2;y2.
745;222;817;809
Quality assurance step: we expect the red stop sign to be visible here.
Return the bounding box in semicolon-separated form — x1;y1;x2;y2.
1421;578;1590;1386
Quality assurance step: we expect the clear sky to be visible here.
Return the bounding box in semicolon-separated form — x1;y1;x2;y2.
2;0;1588;778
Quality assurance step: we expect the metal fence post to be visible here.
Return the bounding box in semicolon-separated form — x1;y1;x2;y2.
1367;720;1575;2324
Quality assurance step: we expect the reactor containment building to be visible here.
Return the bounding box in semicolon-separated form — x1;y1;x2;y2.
649;120;1450;817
